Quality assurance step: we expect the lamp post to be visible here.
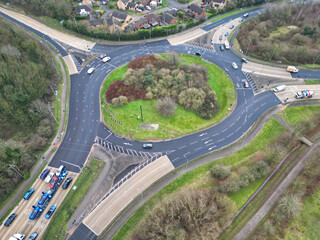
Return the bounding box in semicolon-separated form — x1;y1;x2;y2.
9;164;24;178
140;104;143;122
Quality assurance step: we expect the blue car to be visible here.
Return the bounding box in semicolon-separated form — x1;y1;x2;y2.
29;206;43;220
24;188;35;200
45;206;56;219
225;32;229;36
40;169;50;180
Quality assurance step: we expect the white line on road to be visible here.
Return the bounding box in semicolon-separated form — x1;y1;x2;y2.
205;139;213;144
199;133;207;137
194;147;202;151
190;141;198;145
217;138;224;142
179;145;186;149
201;137;209;141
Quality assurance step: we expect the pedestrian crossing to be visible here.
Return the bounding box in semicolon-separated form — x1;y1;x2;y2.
243;71;259;94
71;55;83;72
183;43;216;54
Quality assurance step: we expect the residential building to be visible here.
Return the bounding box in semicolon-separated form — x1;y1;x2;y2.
125;22;137;33
117;0;130;10
89;19;105;28
188;4;206;18
211;0;227;9
111;12;132;23
160;13;178;25
74;5;92;16
135;17;148;29
127;2;136;10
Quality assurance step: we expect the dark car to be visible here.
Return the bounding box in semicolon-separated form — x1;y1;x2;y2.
229;25;234;29
241;58;248;63
99;53;107;59
243;81;249;88
143;143;153;149
4;213;16;227
29;206;43;220
40;169;50;180
62;177;73;189
224;32;229;36
195;52;201;56
49;176;59;189
57;177;64;186
220;45;225;51
28;232;38;240
24;188;35;200
219;35;223;40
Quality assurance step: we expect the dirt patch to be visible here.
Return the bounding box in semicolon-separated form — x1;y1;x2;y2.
140;123;159;130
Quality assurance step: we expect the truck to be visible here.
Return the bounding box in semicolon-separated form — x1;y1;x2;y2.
224;40;230;50
287;66;299;73
295;90;314;99
9;233;25;240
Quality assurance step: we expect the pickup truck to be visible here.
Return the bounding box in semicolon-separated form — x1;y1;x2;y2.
9;233;25;240
295;90;314;99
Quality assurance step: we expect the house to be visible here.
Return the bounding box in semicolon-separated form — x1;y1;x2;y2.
117;0;130;10
125;22;137;33
160;13;178;25
111;12;132;23
168;9;178;16
135;17;148;29
211;0;227;9
188;4;206;18
89;19;105;28
127;2;136;10
74;5;92;16
145;14;159;26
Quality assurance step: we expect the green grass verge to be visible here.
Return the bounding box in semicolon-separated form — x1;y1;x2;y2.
283;186;320;239
100;54;236;140
160;1;169;7
43;159;105;240
304;79;320;85
282;105;320;126
52;57;63;124
112;118;285;240
60;56;71;134
211;7;257;23
302;64;320;68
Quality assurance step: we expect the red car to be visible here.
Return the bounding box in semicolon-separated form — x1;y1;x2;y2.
49;176;59;189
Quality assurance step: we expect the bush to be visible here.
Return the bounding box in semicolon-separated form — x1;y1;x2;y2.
210;164;231;180
111;97;121;107
119;96;128;105
145;92;153;100
178;88;206;111
156;97;177;117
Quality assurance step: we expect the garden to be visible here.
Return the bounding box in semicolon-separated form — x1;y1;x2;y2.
100;53;236;140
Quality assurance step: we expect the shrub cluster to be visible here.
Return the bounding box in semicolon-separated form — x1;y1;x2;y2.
237;3;320;64
116;54;218;119
156;97;177;117
131;187;236;240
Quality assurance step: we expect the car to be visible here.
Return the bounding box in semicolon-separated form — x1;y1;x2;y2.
45;206;56;219
44;172;54;183
28;232;38;240
229;25;234;29
87;67;95;74
57;177;64;186
4;213;16;227
102;56;111;63
55;165;65;177
239;18;244;22
62;177;73;189
224;32;229;36
145;6;151;10
241;58;248;63
273;85;286;92
61;169;68;179
143;143;153;149
49;176;59;189
232;62;238;69
99;53;107;59
243;13;249;17
40;169;50;180
195;52;201;56
135;8;142;12
220;45;225;51
243;81;249;88
219;35;223;40
138;6;144;10
24;188;35;200
29;206;43;220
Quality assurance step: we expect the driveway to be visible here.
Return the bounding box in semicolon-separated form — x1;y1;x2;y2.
274;85;320;103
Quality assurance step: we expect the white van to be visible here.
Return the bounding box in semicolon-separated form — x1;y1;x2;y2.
55;165;65;177
273;85;286;92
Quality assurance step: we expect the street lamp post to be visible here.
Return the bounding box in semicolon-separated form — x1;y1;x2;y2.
140;104;143;122
9;164;24;178
137;188;144;204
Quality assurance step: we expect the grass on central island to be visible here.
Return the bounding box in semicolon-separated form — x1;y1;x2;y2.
100;54;236;140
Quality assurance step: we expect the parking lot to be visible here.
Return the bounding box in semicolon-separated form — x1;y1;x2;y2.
0;166;78;239
274;85;320;103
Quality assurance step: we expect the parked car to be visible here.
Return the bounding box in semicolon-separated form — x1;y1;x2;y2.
40;169;50;180
24;188;35;200
99;53;107;59
45;206;56;219
241;58;248;63
220;45;225;51
138;6;144;10
61;170;68;179
135;8;142;12
55;165;65;177
219;35;223;40
195;52;201;56
229;25;234;29
239;18;244;22
224;32;229;36
49;176;59;189
57;177;64;186
62;177;73;189
232;62;238;69
145;6;151;10
28;232;38;240
143;143;153;149
87;67;95;74
273;85;286;92
102;56;111;63
243;13;249;17
4;213;16;227
44;173;54;183
243;81;249;88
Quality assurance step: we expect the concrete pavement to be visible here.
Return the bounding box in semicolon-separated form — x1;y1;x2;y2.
242;61;292;79
274;85;320;103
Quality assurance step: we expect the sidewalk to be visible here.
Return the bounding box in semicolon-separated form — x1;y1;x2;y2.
0;53;68;220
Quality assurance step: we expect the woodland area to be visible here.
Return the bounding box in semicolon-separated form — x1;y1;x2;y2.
106;54;219;119
237;2;320;64
0;18;58;201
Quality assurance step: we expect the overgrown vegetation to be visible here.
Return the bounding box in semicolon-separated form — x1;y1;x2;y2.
107;54;218;119
237;2;320;64
0;18;58;201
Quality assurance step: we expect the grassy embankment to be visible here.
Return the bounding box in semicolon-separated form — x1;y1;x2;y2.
43;159;105;240
100;54;236;140
112;118;286;240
